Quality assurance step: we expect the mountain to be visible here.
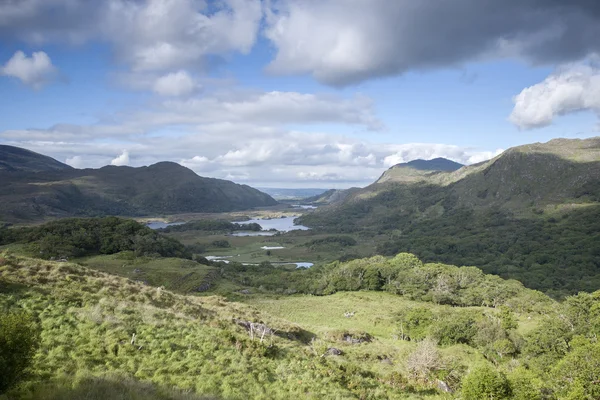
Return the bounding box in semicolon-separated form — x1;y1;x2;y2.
0;147;277;222
256;187;331;200
377;157;464;184
302;188;361;205
299;137;600;295
0;145;74;172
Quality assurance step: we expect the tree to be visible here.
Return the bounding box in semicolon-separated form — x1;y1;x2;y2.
461;364;511;400
508;367;542;400
552;339;600;399
0;312;40;393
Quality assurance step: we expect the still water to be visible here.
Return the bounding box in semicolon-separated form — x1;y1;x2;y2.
146;221;185;230
233;216;310;233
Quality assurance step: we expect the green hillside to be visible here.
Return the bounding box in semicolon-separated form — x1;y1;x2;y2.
298;137;600;296
0;148;277;222
1;249;599;399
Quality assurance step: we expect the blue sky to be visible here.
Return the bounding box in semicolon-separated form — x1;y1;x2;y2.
1;0;599;188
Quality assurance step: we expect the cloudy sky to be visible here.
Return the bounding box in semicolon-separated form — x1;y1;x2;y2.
1;0;599;188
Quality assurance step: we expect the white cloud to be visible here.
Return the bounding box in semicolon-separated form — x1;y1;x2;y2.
0;0;262;94
510;62;600;129
111;150;130;166
382;144;504;167
153;70;197;96
263;0;600;86
65;155;85;168
3;1;600;88
104;0;262;72
1;50;56;88
149;91;383;130
4;128;500;187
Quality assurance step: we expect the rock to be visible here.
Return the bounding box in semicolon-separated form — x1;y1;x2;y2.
196;282;211;292
437;380;452;393
379;357;393;365
239;289;251;295
234;319;274;338
343;333;372;344
324;347;343;356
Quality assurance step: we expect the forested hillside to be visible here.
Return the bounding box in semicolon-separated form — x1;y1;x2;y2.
299;138;600;297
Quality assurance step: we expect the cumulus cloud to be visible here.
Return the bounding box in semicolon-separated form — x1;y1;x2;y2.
0;76;503;187
3;126;501;187
383;144;504;167
111;150;130;166
0;0;262;77
1;50;56;88
3;1;600;87
153;70;197;97
510;62;600;129
264;0;600;85
65;155;85;168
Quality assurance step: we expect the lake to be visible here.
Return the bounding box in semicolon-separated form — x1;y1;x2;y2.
234;216;310;232
146;221;185;230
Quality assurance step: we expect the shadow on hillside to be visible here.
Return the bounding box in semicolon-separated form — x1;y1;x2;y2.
10;374;217;400
0;280;29;296
276;326;316;344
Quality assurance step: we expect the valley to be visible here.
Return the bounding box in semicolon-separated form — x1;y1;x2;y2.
1;137;600;400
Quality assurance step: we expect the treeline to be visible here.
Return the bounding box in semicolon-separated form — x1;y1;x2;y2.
0;217;189;259
313;253;552;311
304;235;357;249
375;206;600;297
219;253;551;312
160;219;262;233
301;202;600;297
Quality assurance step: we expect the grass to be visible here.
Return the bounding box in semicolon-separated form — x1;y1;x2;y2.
76;253;218;294
167;230;377;266
246;291;421;340
0;252;457;399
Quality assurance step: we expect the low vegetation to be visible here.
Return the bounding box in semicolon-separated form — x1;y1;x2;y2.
159;220;262;234
1;210;599;399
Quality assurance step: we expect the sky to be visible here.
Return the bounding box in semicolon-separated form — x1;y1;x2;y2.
1;0;600;188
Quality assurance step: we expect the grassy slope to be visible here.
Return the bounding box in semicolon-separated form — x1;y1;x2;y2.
78;254;219;294
246;291;539;350
1;253;460;400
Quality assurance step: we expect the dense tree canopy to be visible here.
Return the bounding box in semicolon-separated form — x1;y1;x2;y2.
0;217;189;259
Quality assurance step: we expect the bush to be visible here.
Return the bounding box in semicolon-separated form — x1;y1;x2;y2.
461;364;511;400
211;240;230;248
0;312;40;393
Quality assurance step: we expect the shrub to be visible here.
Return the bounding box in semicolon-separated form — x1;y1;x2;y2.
405;339;441;382
0;312;40;393
431;311;478;346
461;364;511;400
211;240;230;248
508;367;542;400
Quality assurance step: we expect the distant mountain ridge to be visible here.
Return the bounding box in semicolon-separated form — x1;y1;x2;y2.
0;146;277;222
394;157;464;171
377;157;464;184
0;145;74;172
302;188;361;205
